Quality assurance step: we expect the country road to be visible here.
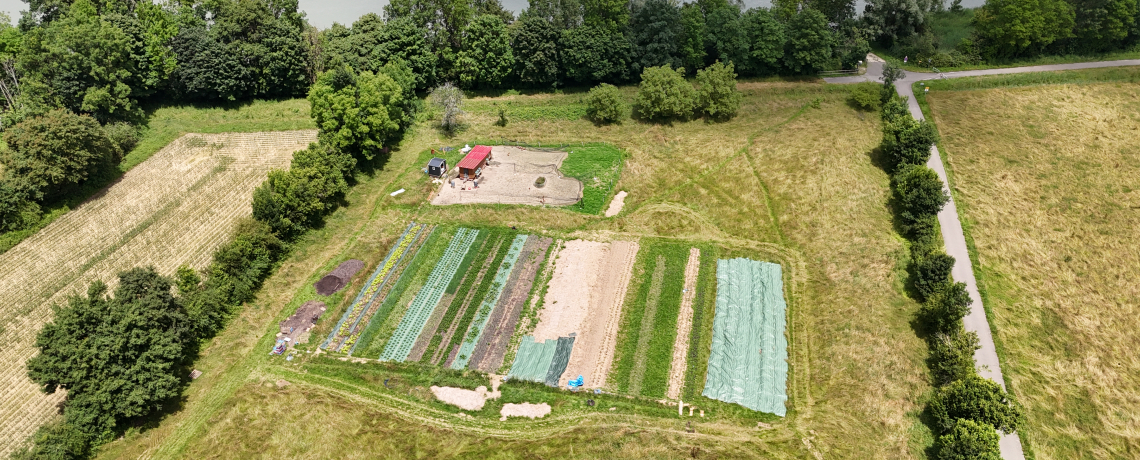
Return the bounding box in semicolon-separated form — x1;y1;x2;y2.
826;57;1140;460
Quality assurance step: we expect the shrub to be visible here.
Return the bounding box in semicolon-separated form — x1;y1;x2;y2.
919;281;973;335
102;122;139;160
1;108;114;200
252;144;352;239
881;95;910;123
934;418;1002;460
849;83;882;111
695;61;742;120
892;164;949;224
635;64;696;120
930;375;1024;434
585;83;625;124
913;251;955;300
928;329;981;385
882;116;940;168
904;212;941;243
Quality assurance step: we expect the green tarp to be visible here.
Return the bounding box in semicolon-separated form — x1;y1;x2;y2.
702;258;789;416
507;336;558;382
544;336;575;387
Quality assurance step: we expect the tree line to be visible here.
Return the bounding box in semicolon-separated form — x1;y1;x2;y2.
872;64;1024;459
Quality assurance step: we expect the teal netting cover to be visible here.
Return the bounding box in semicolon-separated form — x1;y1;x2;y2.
452;234;529;370
544;336;575;387
507;335;558;382
379;228;479;361
702;258;789;416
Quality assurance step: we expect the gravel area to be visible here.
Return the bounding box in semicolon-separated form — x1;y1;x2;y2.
431;146;582;207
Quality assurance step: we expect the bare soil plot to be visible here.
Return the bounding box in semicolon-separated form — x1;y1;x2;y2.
666;248;700;400
499;402;551;421
468;236;553;373
530;240;609;341
604;190;627;217
0;130;315;455
279;300;326;342
559;240;639;388
431;146;582;207
928;82;1140;459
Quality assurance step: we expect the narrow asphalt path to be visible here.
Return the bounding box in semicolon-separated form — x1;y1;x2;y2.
827;57;1140;460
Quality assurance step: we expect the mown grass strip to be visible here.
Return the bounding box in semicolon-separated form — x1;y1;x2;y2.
558;144;624;215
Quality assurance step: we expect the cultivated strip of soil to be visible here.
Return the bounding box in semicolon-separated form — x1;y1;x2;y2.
531;240;609;341
468;236;553;373
431;238;502;365
406;292;453;362
666;248;701;400
627;255;667;396
559;240;640;388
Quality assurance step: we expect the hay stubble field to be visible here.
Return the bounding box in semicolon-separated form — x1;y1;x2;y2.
927;80;1140;459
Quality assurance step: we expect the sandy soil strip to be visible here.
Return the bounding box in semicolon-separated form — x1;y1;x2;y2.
627;255;667;396
430;376;502;411
499;403;551;421
666;248;701;400
531;240;609;341
604;191;628;217
469;237;553;373
560;240;640;388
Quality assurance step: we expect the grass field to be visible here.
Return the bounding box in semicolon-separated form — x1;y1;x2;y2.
89;80;932;459
0;130;316;456
925;75;1140;459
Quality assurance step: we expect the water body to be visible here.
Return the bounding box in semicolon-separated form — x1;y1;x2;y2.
0;0;986;29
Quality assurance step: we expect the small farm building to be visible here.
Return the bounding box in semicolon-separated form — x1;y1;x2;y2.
427;157;447;177
457;145;492;180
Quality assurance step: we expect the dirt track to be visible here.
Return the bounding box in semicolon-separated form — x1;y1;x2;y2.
666;248;700;399
559;241;640;389
468;237;553;373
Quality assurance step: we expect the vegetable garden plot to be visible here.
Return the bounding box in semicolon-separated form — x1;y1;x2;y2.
702;258;788;416
321;222;426;352
467;236;554;373
424;231;506;365
610;243;687;397
379;228;479;362
451;234;529;370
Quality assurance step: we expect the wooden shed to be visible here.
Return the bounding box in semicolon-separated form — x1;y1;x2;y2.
427;157;447;177
457;145;492;180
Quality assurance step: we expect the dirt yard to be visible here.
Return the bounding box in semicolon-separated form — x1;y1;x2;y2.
559;241;640;389
430;146;582;207
279;300;326;343
666;248;700;399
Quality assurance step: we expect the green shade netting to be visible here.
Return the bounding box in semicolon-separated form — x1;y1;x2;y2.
544;336;575;387
507;335;558;382
702;258;788;416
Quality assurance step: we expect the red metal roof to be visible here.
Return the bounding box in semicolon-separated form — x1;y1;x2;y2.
457;145;491;169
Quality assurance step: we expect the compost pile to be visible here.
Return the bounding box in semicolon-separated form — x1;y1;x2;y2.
314;259;365;295
279;300;327;340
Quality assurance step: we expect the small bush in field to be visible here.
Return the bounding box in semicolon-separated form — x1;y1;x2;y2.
585;83;625;124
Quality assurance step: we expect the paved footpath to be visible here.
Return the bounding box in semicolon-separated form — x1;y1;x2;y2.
826;57;1140;460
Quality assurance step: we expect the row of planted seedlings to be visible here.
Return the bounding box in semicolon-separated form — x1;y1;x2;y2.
379;228;482;362
450;234;530;369
320;222;429;353
418;228;515;366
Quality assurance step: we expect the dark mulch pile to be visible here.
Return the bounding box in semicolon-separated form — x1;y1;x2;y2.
314;259;365;296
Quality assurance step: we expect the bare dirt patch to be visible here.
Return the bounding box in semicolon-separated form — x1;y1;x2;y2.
531;240;609;341
666;248;700;400
430;385;499;411
431;146;582;207
560;240;640;389
468;236;553;373
604;191;627;217
499;402;551;421
279;300;326;343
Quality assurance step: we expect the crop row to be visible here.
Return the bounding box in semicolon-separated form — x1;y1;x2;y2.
438;232;516;367
321;222;420;351
451;234;530;370
420;230;500;364
379;228;479;362
341;225;432;353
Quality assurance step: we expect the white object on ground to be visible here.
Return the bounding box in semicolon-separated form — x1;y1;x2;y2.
390;189;405;197
604;191;627;217
500;403;551;421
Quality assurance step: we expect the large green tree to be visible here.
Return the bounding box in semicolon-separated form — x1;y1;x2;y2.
703;5;751;73
678;3;707;72
18;0;137;121
783;8;835;74
974;0;1075;57
252;143;352;238
457;14;514;88
582;0;629;32
520;0;584;29
743;8;785;75
308;65;408;160
629;0;684;72
26;267;193;441
635;64;696;120
1070;0;1137;51
1;108;114;200
930;375;1024;434
862;0;933;45
561;26;632;84
511;16;561;87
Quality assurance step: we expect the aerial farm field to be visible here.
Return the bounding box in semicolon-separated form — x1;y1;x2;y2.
923;71;1140;459
0;128;316;455
83;81;931;459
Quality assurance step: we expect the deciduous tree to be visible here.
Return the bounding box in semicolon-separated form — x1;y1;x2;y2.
308;64;407;159
1;108;114;200
457;14;514;88
635;64;696;120
930;375;1024;434
695;61;741;120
